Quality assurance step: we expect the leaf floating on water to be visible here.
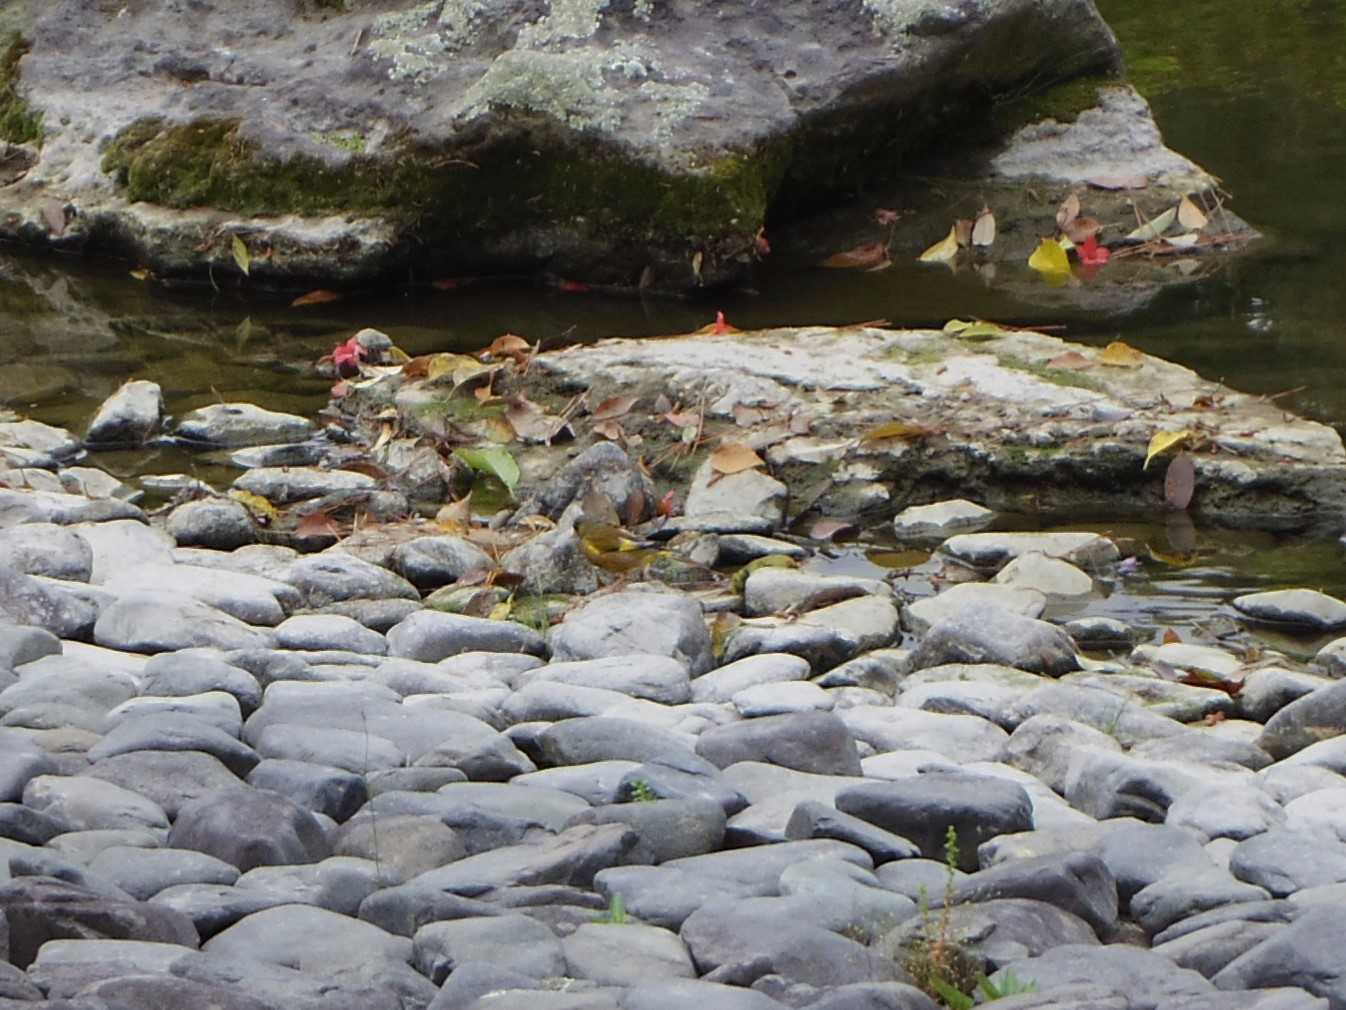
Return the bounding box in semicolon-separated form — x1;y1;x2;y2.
291;289;341;307
953;218;974;248
971;208;996;248
1127;206;1177;241
1047;350;1094;370
1099;340;1145;367
821;242;890;270
1028;237;1071;276
1056;193;1081;230
231;234;251;276
860;420;933;442
1177;195;1209;231
709;441;764;476
454;446;520;495
1162;627;1183;645
1164;451;1196;509
918;225;960;265
1144;429;1192;471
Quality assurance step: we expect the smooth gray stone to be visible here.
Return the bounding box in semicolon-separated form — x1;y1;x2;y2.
1006;682;1186;747
1063;616;1138;650
0;959;41;1000
177;947;415;1010
0;564;98;639
562;921;696;985
387;609;546;662
138;652;262;715
393;535;494;591
1239;667;1332;724
69;519;174;583
0;875;198;970
275;613;388;655
742;568;888;617
1092;821;1215;904
426;961;547;1010
1213;905;1346;1009
357;883;501;938
166;498;258;550
93;594;275;653
837;705;1009;764
785;801;919;864
366;766;468;797
176;402;314;447
1259;680;1346;760
501;680;635;723
433;781;590;831
235;855;382;915
1003;713;1122;794
875;858;967;903
1154;989;1329;1010
949;850;1117;936
0;729;58;802
86;845;240;901
321;597;424;633
799;981;939;1010
0;487;144;525
549;590;713;676
149;882;294;941
356;792;547;858
912;607;1078;676
691;653;813;704
1165;784;1286;841
1064;749;1252;822
622;979;788;1010
333;814;467;885
416;714;536;782
246;758;367;822
903;583;1046;637
1232;589;1346;630
512;761;639;806
940;532;1120;571
22;774;168;833
566;797;727;864
734;680;834;716
1131;869;1271;937
1152;899;1299;947
1229;828;1346;897
253;722;405;773
0;801;66;844
722;621;862;673
0;523;93;581
519;654;692;705
539;717;697;767
694;710;862;776
836;773;1033;871
168;785;331;871
103;562;296;627
680;895;899;988
778;859;918;940
79;975;274;1010
879;897;1097;970
990;944;1214;1009
281;551;420;608
0;623;62;671
43;826;163;864
414;912;564;984
107;691;243;737
27;937;195;999
619;752;748;815
202;902;410;972
1155;919;1287;979
1133;729;1274;773
87;714;259;777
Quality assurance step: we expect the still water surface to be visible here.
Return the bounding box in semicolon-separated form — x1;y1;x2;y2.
3;1;1345;631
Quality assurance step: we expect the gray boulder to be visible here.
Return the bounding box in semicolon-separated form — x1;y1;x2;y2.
1213;905;1346;1009
85;379;164;445
0;522;93;580
913;607;1078;676
950;850;1118;936
388;609;546;662
695;710;862;776
1259;680;1346;760
550;590;713;676
168;785;332;871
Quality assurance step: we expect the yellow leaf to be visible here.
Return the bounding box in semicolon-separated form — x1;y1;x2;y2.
227;489;277;522
952;320;1008;341
1127;206;1177;241
1144;429;1192;470
1099;340;1145;367
231;234;251;276
709;442;764;475
860;420;933;442
1177;195;1208;231
1028;237;1070;276
918;225;960;264
435;499;472;535
971;208;996;247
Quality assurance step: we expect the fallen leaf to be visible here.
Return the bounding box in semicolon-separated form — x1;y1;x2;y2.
291;289;341;307
1056;193;1081;230
810;517;856;541
231;234;251;276
1100;340;1145;367
505;395;559;442
1164;451;1196;509
944;318;1009;341
1177;195;1208;231
971;208;996;247
1078;234;1111;267
694;310;740;335
657;490;680;518
821;242;891;270
129;268;152;281
593;395;638;421
1162;628;1183;645
330;336;367;377
875;208;900;225
454;446;520;495
754;228;771;257
709;442;764;476
1144;430;1192;470
1063;216;1104;244
294;512;341;539
664;410;700;429
954;218;973;247
227;489;277;523
592;419;626;441
691;251;704;282
1127;206;1177;241
860;420;932;442
1164;233;1201;250
918;225;960;265
1047;350;1094;369
732;403;768;427
1028;236;1071;276
482;333;531;365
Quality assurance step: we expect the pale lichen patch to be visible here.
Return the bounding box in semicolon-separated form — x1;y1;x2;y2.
518;0;612;47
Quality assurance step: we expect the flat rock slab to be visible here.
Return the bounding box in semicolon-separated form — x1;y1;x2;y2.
531;324;1346;527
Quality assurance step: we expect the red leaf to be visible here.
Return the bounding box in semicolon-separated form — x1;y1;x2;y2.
558;280;589;293
694;311;740;336
754;228;771;257
657;490;680;518
1078;234;1111;267
291;289;342;307
330;336;367;377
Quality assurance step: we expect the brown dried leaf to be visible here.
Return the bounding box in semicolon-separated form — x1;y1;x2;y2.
860;420;933;443
1056;193;1081;230
732;403;769;427
294;512;341;539
592;418;626;441
505;395;559;442
821;242;890;270
1099;341;1145;367
1177;195;1209;231
1046;350;1094;370
40;200;67;236
954;218;974;248
592;395;638;421
1162;628;1183;645
1063;216;1104;244
291;289;342;307
709;442;764;475
664;410;700;429
482;333;531;365
1164;451;1196;510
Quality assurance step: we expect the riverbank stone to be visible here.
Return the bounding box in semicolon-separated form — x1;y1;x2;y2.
168;786;331;872
550;590;712;676
1232;589;1346;631
84;380;164;447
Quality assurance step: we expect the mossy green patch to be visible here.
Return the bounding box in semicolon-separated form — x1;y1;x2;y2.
990;75;1118;134
996;352;1104;393
0;33;42;145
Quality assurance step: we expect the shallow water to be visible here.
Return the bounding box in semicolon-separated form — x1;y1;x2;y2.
1;1;1344;635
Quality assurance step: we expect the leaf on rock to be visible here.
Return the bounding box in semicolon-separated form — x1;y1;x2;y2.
1056;193;1081;230
231;234;251;276
971;208;996;248
944;318;1009;341
482;333;532;365
709;441;764;476
694;310;740;335
454;446;520;495
1078;234;1111;267
295;512;341;539
1063;216;1104;244
821;242;890;270
1164;451;1196;509
505;395;562;443
1177;195;1209;231
591;419;626;441
1164;233;1201;250
228;489;277;523
954;218;974;248
1028;237;1071;276
860;420;933;442
291;289;341;307
1144;430;1191;471
918;225;960;264
1162;627;1183;645
592;395;638;421
1099;340;1145;367
1127;206;1177;241
1047;350;1094;369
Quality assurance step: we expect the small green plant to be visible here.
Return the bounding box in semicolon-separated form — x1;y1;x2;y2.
597;893;627;924
980;969;1037;1000
627;779;658;803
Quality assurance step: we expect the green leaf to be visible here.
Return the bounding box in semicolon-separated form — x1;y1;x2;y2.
454;446;520;496
930;978;974;1010
231;234;251;276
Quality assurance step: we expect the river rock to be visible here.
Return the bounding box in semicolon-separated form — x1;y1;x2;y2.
414;912;564;984
232;465;378;505
993;551;1094;598
1093;821;1215;904
743;569;888;618
1229;828;1346;897
281;550;420;607
902;582;1046;637
1130;868;1271;937
695;710;862;776
138;652;263;715
691;653;812;703
734;681;834;716
0;522;93;580
949;850;1118;936
1212;905;1346;1009
392;535;494;590
618;752;748;814
892;499;995;538
562;921;696;986
23;773;169;832
1165;785;1285;841
939;532;1121;572
84;379;164;446
1232;589;1346;630
93;594;276;653
879;896;1097;972
166;498;258;550
1258;680;1346;760
0;487;144;526
540;716;697;767
388;609;546;662
723;620;862;673
567;797;726;865
990;944;1214;1008
204;902;410;972
169;785;331;871
519;654;691;705
912;606;1078;676
839;704;1010;763
500;525;601;596
550;589;713;675
176;403;315;447
0;564;98;639
0;623;61;670
685;458;788;529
